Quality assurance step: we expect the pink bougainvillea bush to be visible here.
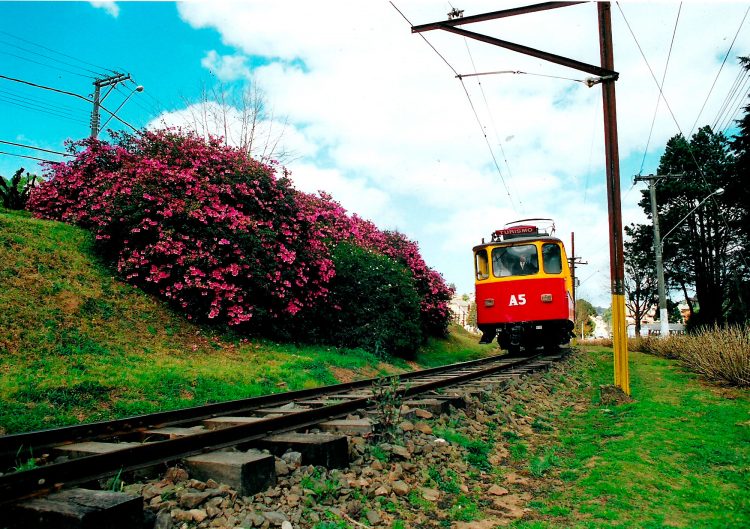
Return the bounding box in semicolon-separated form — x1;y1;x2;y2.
27;129;453;351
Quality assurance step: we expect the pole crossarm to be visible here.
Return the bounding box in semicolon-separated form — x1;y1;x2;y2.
436;25;616;79
411;1;616;79
411;1;587;33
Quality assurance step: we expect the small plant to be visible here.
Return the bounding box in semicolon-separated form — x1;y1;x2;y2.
300;468;341;503
370;376;406;443
531;417;554;432
105;468;125;491
428;466;461;494
392;521;407;529
13;446;37;473
529;447;560;477
449;493;479;522
407;489;434;511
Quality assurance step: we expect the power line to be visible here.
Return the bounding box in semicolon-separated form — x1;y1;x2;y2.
0;37;107;77
0;150;60;163
638;2;681;176
711;67;746;130
0;49;94;79
616;3;750;273
0;73;139;131
0;30;117;75
0;140;72;157
0;86;83;114
688;5;749;138
0;96;89;124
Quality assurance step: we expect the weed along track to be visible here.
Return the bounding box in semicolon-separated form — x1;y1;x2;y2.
0;351;565;528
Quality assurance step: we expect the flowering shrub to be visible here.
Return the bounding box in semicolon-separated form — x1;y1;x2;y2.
28;129;453;353
28;130;335;328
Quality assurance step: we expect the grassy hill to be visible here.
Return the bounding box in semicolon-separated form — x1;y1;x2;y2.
0;209;492;435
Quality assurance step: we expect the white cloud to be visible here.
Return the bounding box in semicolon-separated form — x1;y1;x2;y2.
201;51;253;82
173;1;750;305
89;1;119;18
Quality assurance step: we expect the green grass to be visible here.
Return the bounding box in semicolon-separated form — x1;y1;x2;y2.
0;209;492;434
517;348;750;529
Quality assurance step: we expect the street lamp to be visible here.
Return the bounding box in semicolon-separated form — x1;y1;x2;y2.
654;187;724;338
97;85;144;134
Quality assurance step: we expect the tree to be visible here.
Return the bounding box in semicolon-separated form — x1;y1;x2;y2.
630;125;743;327
575;298;597;339
624;223;657;336
726;56;750;324
176;82;293;164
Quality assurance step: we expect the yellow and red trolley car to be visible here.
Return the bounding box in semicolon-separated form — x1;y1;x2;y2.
473;219;574;354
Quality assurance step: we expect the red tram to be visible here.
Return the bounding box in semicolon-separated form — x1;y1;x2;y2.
473;219;574;354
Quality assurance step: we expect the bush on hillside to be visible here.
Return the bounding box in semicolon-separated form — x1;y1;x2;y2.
305;242;423;357
28;131;337;329
27;129;453;353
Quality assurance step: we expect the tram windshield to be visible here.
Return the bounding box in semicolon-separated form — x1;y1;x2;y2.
491;245;538;277
542;243;563;274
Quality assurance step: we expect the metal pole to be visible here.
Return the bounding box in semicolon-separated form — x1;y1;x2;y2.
648;180;670;338
571;232;576;306
598;2;629;394
90;83;101;138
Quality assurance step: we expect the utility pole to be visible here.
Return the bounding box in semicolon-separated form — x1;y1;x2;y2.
569;231;588;308
412;1;630;394
91;73;131;138
633;173;683;338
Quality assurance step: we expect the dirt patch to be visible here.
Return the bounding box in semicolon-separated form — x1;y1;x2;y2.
330;366;358;383
599;384;634;406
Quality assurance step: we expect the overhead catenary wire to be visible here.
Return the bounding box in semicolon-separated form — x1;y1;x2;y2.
389;1;519;212
461;38;522;212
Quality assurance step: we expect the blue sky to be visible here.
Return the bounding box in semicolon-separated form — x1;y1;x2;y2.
2;1;749;307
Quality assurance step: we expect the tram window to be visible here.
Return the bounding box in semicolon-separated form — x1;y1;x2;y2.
492;245;538;277
542;243;563;274
475;250;489;280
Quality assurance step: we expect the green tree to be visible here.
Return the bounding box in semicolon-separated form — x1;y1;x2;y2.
575;299;597;339
632;125;744;327
726;56;750;324
624;223;657;337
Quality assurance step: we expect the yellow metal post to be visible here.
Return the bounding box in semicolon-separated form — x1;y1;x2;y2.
598;2;630;395
611;293;630;394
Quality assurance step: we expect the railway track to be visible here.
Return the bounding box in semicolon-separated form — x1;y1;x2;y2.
0;350;565;511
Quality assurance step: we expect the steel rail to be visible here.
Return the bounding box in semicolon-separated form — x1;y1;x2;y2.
0;352;531;461
0;352;554;504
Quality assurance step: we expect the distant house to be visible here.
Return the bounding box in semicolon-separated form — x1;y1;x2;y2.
449;294;479;334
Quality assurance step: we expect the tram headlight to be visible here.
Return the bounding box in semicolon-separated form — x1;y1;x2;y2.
541;294;553;303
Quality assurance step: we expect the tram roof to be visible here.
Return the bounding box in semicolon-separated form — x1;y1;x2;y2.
472;235;563;251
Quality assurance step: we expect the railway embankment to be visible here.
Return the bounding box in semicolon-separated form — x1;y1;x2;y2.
109;347;746;529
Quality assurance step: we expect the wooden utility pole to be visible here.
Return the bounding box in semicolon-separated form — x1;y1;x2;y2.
412;1;630;393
